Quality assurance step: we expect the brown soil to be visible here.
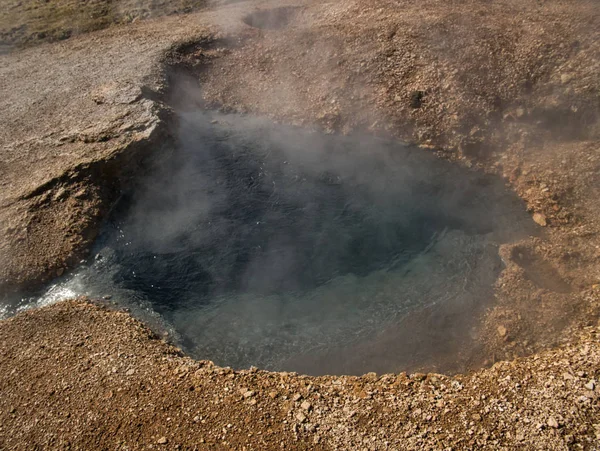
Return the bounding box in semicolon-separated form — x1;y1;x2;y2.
0;0;209;51
0;0;599;449
1;300;598;450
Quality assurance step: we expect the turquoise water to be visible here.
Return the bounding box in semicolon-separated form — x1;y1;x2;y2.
4;113;534;374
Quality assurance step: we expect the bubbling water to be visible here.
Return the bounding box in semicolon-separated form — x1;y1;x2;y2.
4;112;535;375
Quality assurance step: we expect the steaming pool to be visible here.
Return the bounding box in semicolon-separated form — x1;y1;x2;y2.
3;112;535;375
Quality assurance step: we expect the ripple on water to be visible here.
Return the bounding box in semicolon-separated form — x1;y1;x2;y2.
3;112;535;374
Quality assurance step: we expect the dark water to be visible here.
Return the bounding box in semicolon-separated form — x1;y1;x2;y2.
4;112;535;374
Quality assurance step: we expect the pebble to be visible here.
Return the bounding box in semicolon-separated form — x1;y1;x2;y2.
364;372;378;381
497;325;507;338
126;368;135;376
516;433;524;441
301;401;312;411
157;437;168;444
560;73;573;84
296;412;307;423
584;380;595;391
547;417;559;429
533;213;547;227
53;187;67;201
292;393;302;402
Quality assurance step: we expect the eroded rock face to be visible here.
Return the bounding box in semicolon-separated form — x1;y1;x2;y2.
0;94;165;294
0;16;198;294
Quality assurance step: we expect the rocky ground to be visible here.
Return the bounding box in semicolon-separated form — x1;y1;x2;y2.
0;0;209;51
0;0;599;449
0;300;598;450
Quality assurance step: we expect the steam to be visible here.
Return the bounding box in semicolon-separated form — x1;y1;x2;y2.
6;107;535;374
4;0;578;375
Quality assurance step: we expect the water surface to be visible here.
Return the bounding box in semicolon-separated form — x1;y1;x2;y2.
3;112;535;374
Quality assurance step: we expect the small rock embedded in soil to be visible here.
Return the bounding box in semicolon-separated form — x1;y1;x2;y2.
53;187;68;201
533;213;547;227
560;73;573;84
497;325;507;338
547;417;559;429
157;436;168;444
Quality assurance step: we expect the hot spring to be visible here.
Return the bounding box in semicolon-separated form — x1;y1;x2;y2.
4;112;535;375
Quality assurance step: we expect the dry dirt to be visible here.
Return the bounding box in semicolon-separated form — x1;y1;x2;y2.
0;0;599;449
1;300;599;450
0;0;210;51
